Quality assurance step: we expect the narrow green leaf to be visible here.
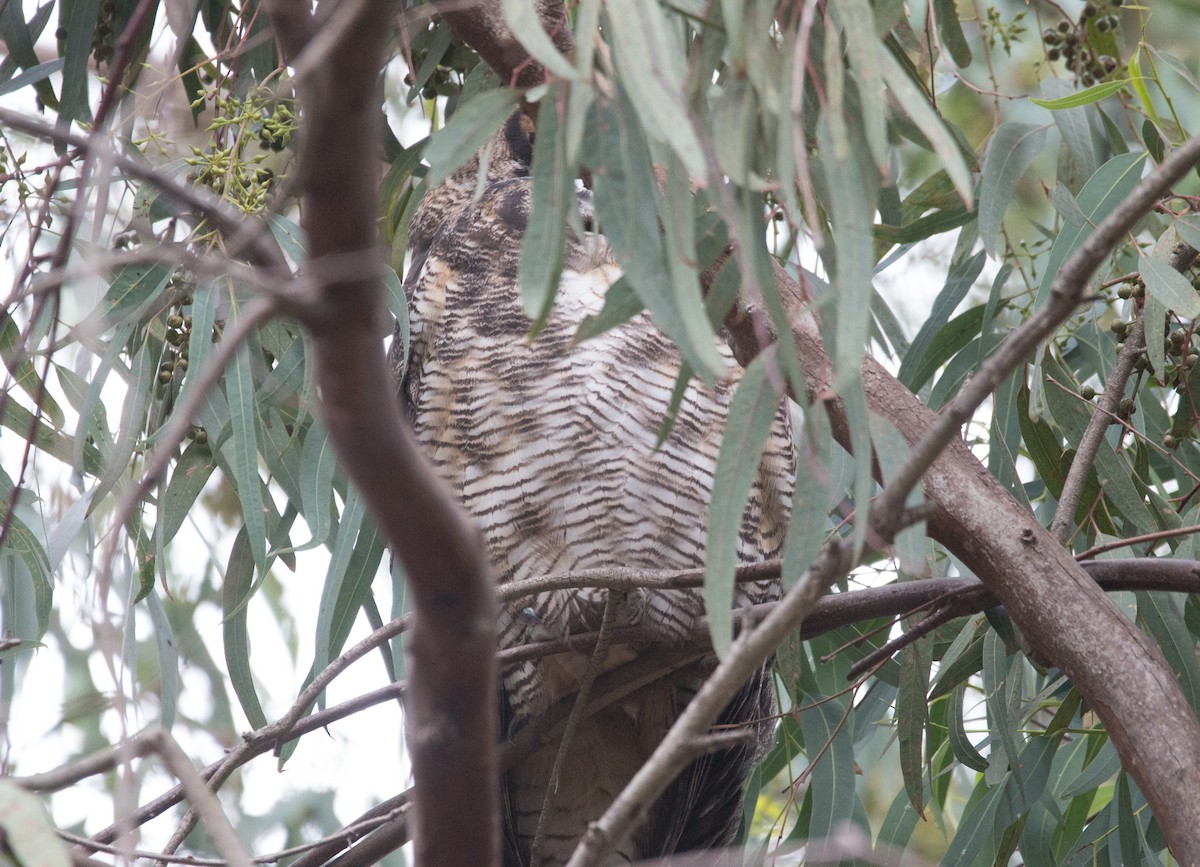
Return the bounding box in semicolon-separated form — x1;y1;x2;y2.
501;0;578;80
94;341;154;503
798;697;856;843
573;0;602;77
930;615;984;698
422;88;521;188
0;4;58;107
1127;49;1160;128
58;0;102;134
315;488;364;673
932;0;972;66
383;266;409;379
948;682;990;772
704;351;785;657
315;505;385;679
0;506;52;638
1042;79;1100;184
820;120;879;388
45;488;95;572
604;0;706;177
0;59;63;98
259;411;304;513
298;421;337;549
896;635;932;812
979;123;1048;255
1031;79;1140;110
1036;152;1146;308
899;250;987;389
877;785;922;853
228;340;267;572
983;629;1019;779
654;364;692;449
833;0;887;171
1113;772;1142;866
880;46;973;205
519;85;572;326
0;319;64;432
159;442;216;545
1060;736;1119;798
268;213;308;265
781;423;832;587
710;79;756;186
660;153;718;369
874;206;974;246
588;91;725;380
89;262;174;328
145;591;179;729
1001;734;1056;823
945;777;1005;865
221;528;267;729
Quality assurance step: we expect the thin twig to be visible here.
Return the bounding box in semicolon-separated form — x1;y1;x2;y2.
1076;523;1200;560
564;541;855;867
1051;313;1146;542
531;593;618;864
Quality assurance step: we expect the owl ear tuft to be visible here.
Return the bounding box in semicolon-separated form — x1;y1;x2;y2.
505;111;536;169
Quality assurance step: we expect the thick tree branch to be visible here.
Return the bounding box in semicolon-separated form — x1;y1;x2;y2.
429;0;571;89
263;1;499;865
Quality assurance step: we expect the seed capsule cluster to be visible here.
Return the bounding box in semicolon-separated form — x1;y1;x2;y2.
1041;1;1125;86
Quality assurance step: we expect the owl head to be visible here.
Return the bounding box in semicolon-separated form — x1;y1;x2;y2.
408;110;535;261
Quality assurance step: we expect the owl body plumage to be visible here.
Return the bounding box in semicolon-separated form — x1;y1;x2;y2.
396;112;794;865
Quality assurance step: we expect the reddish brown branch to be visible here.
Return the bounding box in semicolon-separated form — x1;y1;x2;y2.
428;0;572;90
263;1;500;865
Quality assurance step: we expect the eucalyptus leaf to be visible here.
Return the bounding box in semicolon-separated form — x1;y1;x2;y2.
979;123;1047;255
422;88;521;189
705;351;785;657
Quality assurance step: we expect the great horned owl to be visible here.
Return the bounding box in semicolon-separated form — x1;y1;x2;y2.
393;111;794;866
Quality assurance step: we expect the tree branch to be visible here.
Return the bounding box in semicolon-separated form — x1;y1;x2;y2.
565;542;856;866
263;1;500;863
1052;241;1200;543
1051;314;1146;543
429;0;572;90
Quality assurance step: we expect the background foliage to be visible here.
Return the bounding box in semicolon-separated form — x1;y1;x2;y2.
3;0;1200;864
